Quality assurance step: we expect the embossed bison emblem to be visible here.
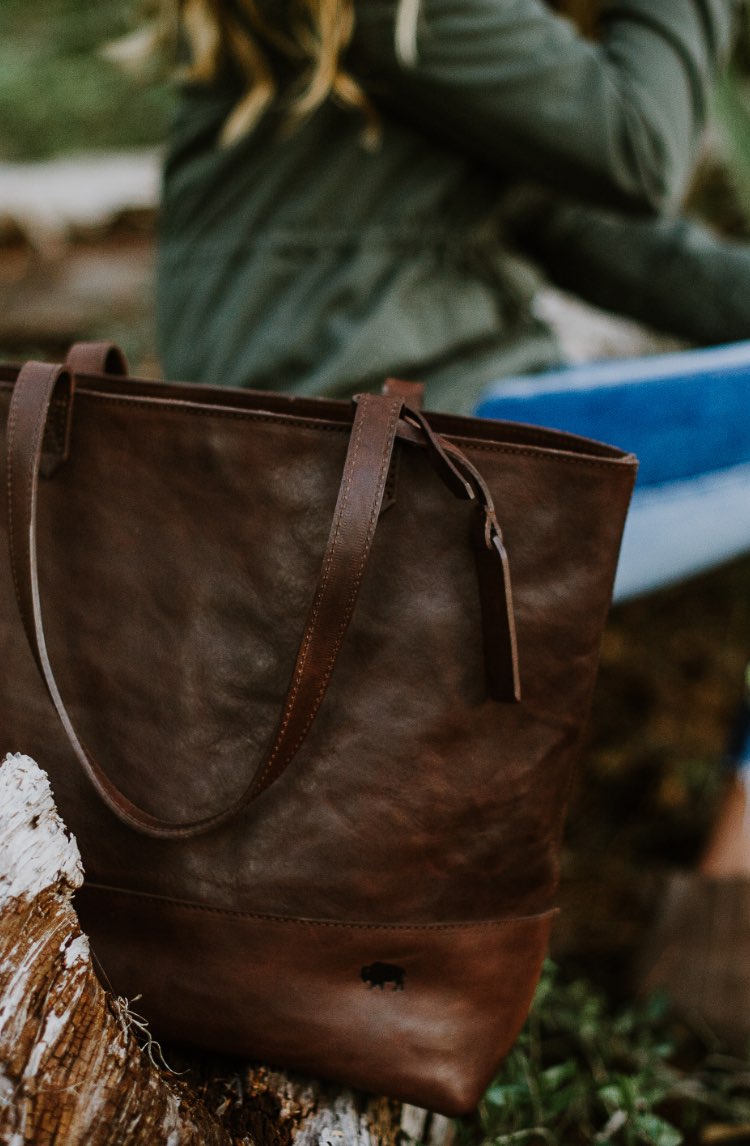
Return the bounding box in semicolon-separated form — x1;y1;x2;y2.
361;961;405;990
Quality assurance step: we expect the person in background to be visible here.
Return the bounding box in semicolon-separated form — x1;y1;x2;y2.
155;0;750;1040
156;0;746;413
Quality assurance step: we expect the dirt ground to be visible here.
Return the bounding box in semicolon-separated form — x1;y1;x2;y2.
562;553;750;985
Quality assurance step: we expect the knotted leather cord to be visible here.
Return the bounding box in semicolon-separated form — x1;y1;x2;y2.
7;360;519;838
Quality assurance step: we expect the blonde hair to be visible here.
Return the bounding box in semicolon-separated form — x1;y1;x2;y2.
114;0;597;145
170;0;378;145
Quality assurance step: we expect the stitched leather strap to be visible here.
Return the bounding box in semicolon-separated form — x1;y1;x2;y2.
7;362;406;838
8;362;520;837
382;377;424;410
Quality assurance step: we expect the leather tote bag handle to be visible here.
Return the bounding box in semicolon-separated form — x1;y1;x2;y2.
66;340;129;377
7;361;519;839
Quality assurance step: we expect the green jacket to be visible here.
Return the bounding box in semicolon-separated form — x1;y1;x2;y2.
157;0;740;414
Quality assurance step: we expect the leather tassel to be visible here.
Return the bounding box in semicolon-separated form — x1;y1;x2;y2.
473;508;521;703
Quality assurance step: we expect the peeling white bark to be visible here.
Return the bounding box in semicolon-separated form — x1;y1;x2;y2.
0;753;235;1145
0;753;82;906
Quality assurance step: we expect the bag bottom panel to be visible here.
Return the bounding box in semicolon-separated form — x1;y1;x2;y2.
76;883;555;1115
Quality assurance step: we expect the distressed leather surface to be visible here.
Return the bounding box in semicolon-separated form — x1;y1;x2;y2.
0;357;636;1112
76;884;556;1115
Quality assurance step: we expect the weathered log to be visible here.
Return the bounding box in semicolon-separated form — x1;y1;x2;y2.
0;754;454;1146
0;753;236;1145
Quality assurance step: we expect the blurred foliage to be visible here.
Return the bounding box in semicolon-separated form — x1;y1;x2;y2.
713;65;750;234
476;962;750;1146
0;0;173;160
704;0;750;233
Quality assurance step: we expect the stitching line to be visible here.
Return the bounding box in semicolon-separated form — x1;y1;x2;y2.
452;437;636;473
6;377;24;623
81;393;349;435
251;396;367;793
7;367;55;638
253;395;399;796
81;883;557;930
279;398;400;772
47;388;632;473
25;386;51;627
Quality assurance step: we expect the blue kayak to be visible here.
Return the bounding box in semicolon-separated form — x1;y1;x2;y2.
476;340;750;602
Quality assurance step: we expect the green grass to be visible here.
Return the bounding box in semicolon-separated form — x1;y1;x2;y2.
475;962;750;1146
0;0;174;160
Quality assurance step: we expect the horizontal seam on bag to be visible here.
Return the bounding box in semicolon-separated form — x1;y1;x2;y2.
69;389;633;469
77;392;350;436
80;882;557;930
0;379;628;462
83;391;607;460
455;438;637;473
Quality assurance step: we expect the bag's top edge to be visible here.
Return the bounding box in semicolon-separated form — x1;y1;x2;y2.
0;365;637;469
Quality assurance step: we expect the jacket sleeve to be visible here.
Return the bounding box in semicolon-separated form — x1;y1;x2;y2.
352;0;740;213
507;193;750;342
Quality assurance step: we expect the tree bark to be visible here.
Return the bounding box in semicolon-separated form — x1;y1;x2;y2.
0;754;454;1146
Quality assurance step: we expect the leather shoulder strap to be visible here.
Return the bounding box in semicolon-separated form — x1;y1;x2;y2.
7;363;405;838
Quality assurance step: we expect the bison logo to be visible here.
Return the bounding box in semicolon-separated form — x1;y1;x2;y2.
361;961;405;991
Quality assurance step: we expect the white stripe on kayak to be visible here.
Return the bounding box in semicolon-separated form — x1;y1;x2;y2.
614;459;750;602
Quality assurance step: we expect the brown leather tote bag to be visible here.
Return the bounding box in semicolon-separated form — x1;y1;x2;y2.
0;343;636;1115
